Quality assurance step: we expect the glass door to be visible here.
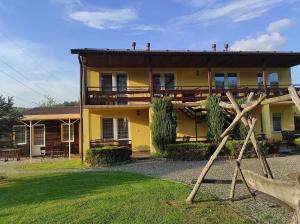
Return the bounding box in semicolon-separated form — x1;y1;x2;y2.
101;73;113;91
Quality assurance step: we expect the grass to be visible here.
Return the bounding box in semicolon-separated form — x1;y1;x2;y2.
18;159;83;171
0;171;252;224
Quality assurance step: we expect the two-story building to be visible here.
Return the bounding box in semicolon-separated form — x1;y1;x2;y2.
71;46;300;157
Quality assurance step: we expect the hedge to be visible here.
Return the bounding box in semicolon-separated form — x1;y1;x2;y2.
85;146;132;167
294;138;300;149
165;140;270;161
165;142;211;160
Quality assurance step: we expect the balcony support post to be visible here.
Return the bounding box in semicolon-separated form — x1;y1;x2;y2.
208;62;212;96
263;62;268;93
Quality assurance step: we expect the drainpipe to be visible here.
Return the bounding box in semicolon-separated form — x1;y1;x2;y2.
78;55;84;164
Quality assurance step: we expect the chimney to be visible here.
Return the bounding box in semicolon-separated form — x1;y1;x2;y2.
224;43;229;52
212;43;216;51
132;41;136;50
146;42;151;51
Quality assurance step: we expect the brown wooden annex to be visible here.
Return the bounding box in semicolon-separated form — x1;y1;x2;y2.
13;107;80;160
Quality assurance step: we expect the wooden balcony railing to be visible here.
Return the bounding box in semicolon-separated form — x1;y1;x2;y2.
85;85;300;105
90;139;132;148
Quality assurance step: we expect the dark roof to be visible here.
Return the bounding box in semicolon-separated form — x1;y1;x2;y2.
70;48;300;68
23;107;80;116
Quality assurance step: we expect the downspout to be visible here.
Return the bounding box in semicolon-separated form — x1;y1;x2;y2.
78;55;84;164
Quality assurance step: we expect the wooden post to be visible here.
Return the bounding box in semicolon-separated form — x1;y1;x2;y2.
263;69;268;93
29;120;32;163
186;135;229;203
230;118;257;201
68;118;71;160
208;63;212;96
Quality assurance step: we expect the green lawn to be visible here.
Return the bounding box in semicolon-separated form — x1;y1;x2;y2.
18;159;83;171
0;171;251;224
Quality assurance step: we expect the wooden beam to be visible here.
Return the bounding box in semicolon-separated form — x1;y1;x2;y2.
289;86;300;112
261;93;291;105
243;169;300;210
186;135;229;203
263;68;268;93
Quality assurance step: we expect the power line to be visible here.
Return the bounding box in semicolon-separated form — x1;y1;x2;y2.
0;69;48;99
0;58;61;102
0;33;64;102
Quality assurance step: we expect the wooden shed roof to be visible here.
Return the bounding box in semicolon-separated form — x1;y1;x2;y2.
21;107;80;121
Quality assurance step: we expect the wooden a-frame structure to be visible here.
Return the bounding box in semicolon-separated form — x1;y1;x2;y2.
186;86;300;223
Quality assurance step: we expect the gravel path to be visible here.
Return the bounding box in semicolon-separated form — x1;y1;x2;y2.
104;155;300;224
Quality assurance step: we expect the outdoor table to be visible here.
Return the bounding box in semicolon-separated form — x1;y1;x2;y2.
1;149;21;162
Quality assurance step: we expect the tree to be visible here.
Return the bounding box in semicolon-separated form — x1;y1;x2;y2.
151;97;177;152
38;95;79;107
206;95;225;143
0;95;22;140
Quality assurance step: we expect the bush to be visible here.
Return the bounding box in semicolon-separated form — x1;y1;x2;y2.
294;138;300;149
206;96;225;143
85;146;132;167
165;142;211;161
151;97;177;151
224;140;258;158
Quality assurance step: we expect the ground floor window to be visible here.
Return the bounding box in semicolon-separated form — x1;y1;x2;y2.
102;117;129;140
13;125;26;145
61;124;74;142
34;125;45;146
272;113;282;132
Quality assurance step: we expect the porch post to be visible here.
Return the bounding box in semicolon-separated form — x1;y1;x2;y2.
208;62;212;96
194;116;198;141
68;118;71;160
29;120;32;163
263;62;268;93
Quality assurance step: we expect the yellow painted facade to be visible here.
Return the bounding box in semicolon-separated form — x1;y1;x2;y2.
83;66;294;154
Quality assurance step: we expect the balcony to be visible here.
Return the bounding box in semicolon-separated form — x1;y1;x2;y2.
85;85;298;105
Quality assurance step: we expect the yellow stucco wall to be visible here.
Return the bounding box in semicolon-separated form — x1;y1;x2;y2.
83;66;294;153
84;108;150;153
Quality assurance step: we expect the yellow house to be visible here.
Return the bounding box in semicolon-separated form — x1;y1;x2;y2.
71;46;300;158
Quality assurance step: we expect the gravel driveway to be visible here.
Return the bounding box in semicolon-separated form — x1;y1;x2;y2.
105;155;300;224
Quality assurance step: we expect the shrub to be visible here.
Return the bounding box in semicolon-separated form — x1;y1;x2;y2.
206;96;225;143
295;138;300;149
224;140;257;158
85;146;132;167
165;142;211;160
152;151;166;159
151;97;177;151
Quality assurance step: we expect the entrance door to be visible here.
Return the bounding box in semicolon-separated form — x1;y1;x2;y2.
116;74;128;104
32;125;45;156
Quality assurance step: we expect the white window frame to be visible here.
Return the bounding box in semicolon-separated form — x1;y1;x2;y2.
100;71;129;91
33;124;45;147
152;71;177;90
101;117;130;140
214;72;239;89
61;124;75;143
271;112;282;133
13;125;27;145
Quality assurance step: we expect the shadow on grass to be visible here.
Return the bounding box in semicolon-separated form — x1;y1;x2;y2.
0;171;153;209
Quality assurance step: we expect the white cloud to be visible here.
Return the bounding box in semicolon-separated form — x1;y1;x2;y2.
174;0;220;7
69;8;138;30
231;32;286;51
133;24;163;31
180;0;286;23
267;18;291;32
0;38;78;107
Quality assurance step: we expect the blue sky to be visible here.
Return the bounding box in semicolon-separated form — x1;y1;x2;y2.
0;0;300;107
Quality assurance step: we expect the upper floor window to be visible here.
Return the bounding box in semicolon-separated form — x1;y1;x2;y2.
215;73;225;89
100;72;128;91
257;73;263;89
13;125;26;145
152;73;175;90
268;72;279;87
257;72;279;88
227;73;237;89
